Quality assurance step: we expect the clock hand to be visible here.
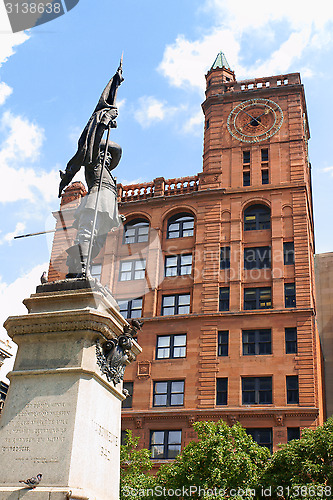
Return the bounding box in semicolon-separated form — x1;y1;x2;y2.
242;110;257;122
243;109;270;128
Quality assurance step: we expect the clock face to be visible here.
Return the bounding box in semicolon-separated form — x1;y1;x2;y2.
227;98;283;143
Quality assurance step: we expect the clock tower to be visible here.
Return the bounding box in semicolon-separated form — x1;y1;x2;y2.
201;52;311;192
199;52;324;434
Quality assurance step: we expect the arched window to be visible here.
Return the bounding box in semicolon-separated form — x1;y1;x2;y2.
123;219;149;244
244;205;271;231
167;213;194;239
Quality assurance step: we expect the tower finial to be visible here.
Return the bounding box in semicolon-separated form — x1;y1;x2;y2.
211;51;231;70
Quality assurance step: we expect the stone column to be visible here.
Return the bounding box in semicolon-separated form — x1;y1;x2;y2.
0;280;141;500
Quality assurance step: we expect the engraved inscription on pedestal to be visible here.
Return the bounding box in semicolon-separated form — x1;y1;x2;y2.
2;400;71;464
92;419;119;464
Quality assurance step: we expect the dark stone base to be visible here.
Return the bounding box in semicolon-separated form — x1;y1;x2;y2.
36;278;95;293
36;279;120;311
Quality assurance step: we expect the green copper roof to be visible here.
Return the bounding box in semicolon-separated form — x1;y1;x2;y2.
211;51;231;70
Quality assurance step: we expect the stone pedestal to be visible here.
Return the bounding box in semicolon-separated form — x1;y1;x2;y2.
0;281;141;500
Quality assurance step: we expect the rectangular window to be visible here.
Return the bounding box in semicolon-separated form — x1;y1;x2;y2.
219;287;230;311
285;283;296;308
119;259;146;281
167;215;194;239
150;430;182;459
156;334;186;359
244;247;271;269
261;169;269;184
162;294;190;315
242;377;272;405
206;119;210;129
247;428;272;452
220;247;230;269
122;382;133;409
243;151;250;164
121;429;127;446
118;298;143;319
284;242;295;265
153;380;184;407
124;221;149;244
244;287;272;310
90;263;102;280
218;331;229;356
242;329;272;355
287;427;300;441
244;206;271;231
286;375;299;404
261;149;269;162
216;378;228;405
285;327;297;354
165;254;192;277
243;171;250;186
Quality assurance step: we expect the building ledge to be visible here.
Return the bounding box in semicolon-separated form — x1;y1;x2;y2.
122;406;319;421
140;307;315;323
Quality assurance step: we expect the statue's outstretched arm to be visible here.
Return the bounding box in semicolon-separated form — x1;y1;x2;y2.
58;163;81;198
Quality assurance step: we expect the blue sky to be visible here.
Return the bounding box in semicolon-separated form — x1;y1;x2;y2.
1;0;333;375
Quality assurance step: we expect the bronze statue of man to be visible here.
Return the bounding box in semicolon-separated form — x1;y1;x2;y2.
58;61;124;278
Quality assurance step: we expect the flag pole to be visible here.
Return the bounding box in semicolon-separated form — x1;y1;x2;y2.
85;125;111;279
85;55;123;279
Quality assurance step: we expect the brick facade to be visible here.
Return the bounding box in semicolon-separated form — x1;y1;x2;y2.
48;55;324;457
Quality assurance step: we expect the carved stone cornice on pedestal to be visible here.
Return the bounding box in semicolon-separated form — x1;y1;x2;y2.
5;316;116;338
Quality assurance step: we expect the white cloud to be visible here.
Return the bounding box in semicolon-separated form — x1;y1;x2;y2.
0;1;30;65
159;0;333;91
0;110;44;161
0;82;12;105
0;111;58;204
0;31;30;66
245;27;312;78
204;0;333;32
134;96;180;128
117;98;126;111
322;166;333;175
0;222;26;245
159;28;239;92
182;110;204;135
0;262;48;381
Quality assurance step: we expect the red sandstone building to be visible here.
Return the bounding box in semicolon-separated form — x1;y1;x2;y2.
49;53;325;456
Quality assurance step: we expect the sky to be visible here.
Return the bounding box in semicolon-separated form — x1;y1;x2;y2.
1;0;333;378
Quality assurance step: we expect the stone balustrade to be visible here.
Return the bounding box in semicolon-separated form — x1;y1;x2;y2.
117;175;199;202
206;72;301;97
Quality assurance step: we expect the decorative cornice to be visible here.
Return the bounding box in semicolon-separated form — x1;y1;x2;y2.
140;307;315;323
122;407;319;422
6;319;116;339
7;366;125;399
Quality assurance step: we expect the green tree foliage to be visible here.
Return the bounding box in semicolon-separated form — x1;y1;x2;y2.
120;419;333;500
155;420;270;499
120;430;157;500
260;418;333;499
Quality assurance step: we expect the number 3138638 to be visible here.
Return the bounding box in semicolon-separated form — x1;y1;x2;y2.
5;3;61;14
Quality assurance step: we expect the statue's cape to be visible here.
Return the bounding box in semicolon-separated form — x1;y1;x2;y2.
67;69;124;170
